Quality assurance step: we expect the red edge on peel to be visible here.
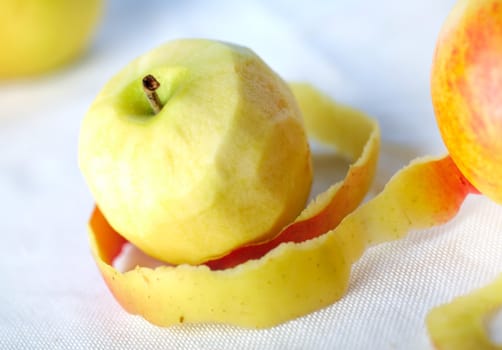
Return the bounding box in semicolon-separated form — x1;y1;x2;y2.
90;194;352;271
90;207;127;265
206;188;351;269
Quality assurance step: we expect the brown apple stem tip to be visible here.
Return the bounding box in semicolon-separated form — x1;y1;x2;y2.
142;74;163;114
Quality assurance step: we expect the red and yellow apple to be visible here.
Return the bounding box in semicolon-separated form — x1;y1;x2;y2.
432;0;502;204
428;0;502;347
0;0;103;78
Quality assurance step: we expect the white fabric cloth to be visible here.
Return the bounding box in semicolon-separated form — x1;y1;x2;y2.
1;1;501;349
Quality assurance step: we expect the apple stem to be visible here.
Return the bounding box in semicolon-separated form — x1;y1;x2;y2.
142;74;163;114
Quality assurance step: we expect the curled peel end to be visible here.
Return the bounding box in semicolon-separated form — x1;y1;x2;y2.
426;274;502;350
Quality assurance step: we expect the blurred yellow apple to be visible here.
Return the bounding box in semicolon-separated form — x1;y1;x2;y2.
0;0;103;78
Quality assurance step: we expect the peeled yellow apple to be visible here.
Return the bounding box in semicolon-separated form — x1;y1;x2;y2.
79;39;313;265
0;0;103;78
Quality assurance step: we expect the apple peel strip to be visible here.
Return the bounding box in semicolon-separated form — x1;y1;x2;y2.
88;84;476;328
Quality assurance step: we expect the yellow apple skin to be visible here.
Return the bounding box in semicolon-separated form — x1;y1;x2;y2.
0;0;103;78
79;39;313;265
431;0;502;204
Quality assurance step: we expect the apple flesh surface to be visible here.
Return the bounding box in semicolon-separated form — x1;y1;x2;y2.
79;39;313;265
432;0;502;204
0;0;102;78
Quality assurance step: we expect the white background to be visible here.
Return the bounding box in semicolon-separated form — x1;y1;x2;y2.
1;0;501;349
